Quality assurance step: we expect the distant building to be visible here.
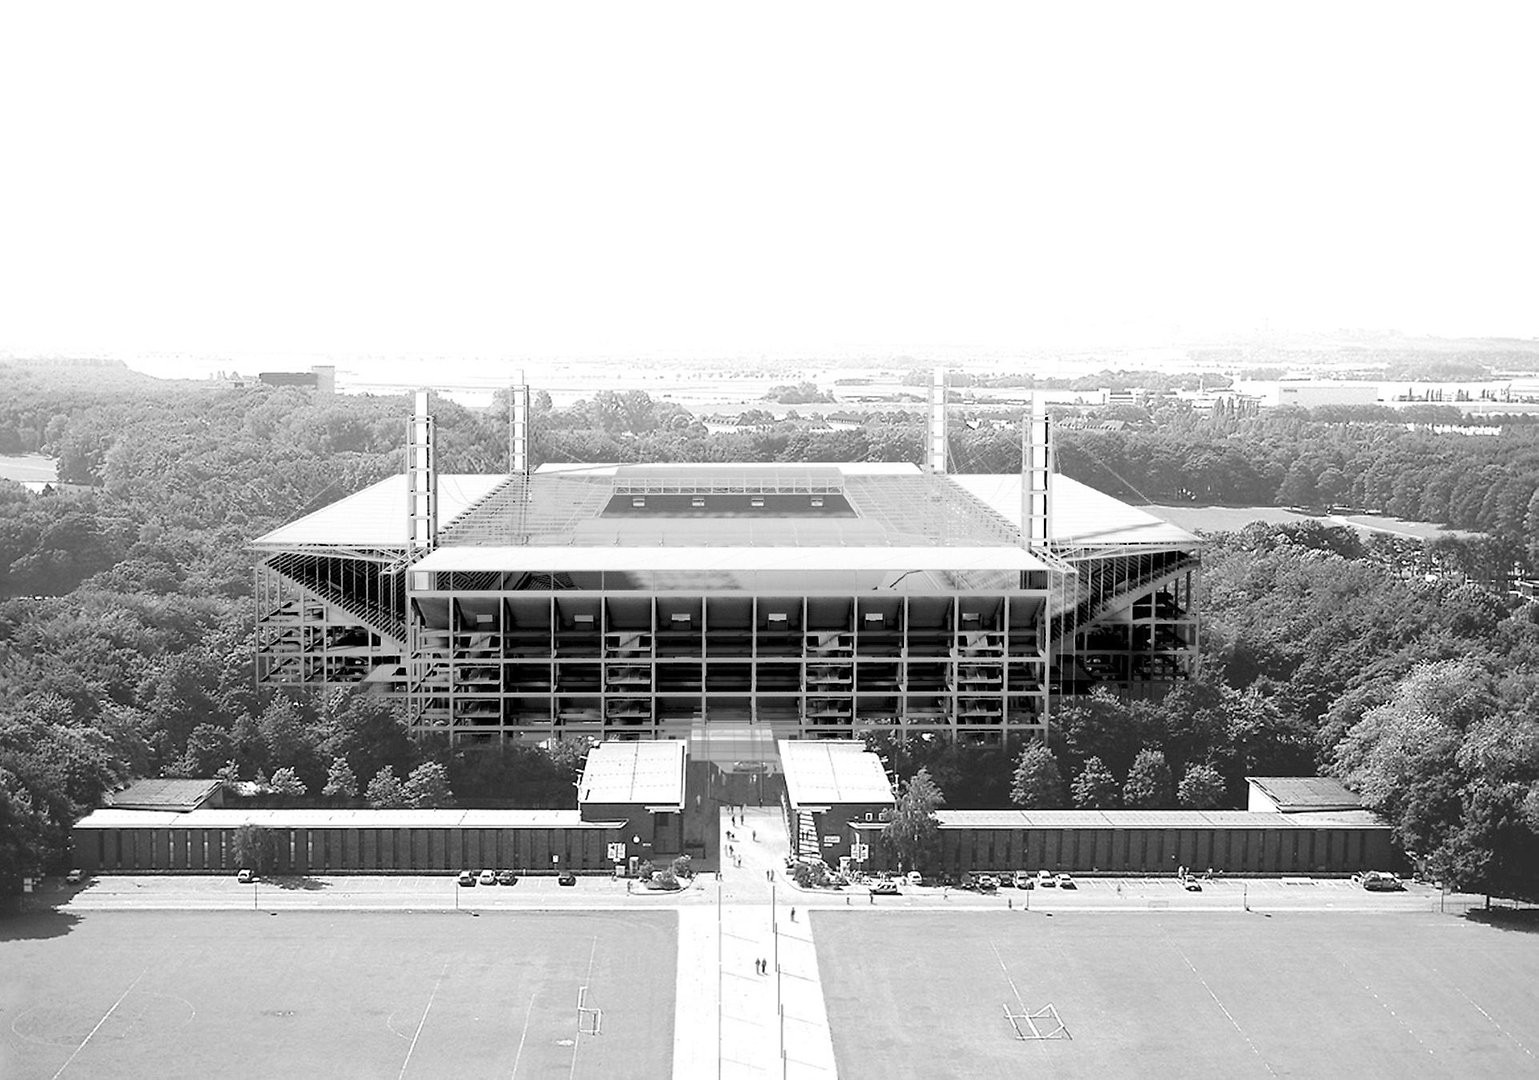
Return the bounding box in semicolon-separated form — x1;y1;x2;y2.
1246;776;1363;814
256;365;336;394
1236;380;1382;408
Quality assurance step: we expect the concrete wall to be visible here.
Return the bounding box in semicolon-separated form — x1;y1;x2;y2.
72;825;624;874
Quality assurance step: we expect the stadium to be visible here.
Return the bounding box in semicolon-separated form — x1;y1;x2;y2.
251;380;1200;764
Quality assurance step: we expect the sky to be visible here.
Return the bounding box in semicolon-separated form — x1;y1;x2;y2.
2;2;1536;380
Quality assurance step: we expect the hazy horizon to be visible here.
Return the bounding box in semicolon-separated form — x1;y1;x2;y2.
4;4;1537;367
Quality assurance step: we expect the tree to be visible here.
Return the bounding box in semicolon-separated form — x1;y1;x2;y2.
365;766;409;809
232;822;276;873
1177;764;1226;809
268;766;307;797
880;767;944;873
1071;756;1120;809
1010;743;1066;809
1123;748;1174;809
321;756;358;799
403;761;453;808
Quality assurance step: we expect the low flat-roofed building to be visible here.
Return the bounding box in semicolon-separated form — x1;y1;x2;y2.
779;739;895;863
578;740;688;863
1246;776;1363;814
70;806;625;876
106;778;224;812
850;806;1394;876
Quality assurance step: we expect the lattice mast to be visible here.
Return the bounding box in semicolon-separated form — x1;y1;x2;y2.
508;378;530;478
927;367;948;474
408;389;438;552
1023;393;1054;554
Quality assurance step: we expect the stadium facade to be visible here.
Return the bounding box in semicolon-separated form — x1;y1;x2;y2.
252;385;1199;758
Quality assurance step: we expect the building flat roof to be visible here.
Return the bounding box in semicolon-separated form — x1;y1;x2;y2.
578;740;688;809
106;778;222;812
252;474;507;549
1247;776;1364;812
779;740;895;807
73;807;618;830
896;808;1388;830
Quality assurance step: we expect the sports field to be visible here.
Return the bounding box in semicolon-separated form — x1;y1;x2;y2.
0;909;675;1079
814;911;1539;1080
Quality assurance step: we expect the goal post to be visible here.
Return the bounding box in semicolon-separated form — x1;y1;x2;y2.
1003;1002;1070;1041
576;985;603;1037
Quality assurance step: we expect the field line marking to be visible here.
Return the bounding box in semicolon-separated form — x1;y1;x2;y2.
509;992;538;1080
1173;949;1278;1078
989;942;1028;1011
398;958;450;1080
51;968;147;1079
1451;983;1535;1059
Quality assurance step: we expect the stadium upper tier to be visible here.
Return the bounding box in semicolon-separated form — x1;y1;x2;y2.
254;462;1196;558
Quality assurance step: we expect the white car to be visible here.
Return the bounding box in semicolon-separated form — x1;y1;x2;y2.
236;868;255;883
1036;870;1056;888
65;868;84;885
1056;873;1076;889
478;868;497;886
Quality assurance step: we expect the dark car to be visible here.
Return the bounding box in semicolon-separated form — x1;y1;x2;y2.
457;870;476;887
558;871;577;886
496;869;517;885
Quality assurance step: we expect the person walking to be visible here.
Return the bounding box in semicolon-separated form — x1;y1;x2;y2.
790;907;797;922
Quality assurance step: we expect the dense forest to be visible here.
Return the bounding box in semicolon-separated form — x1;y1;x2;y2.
1;359;1536;900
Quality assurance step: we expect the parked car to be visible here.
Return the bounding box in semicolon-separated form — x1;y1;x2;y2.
558;871;577;886
1356;871;1405;892
65;868;84;885
869;880;901;896
1055;873;1075;889
496;869;517;885
1036;870;1056;888
976;875;999;893
478;869;497;886
1013;870;1034;890
457;870;476;886
905;871;923;887
237;868;255;884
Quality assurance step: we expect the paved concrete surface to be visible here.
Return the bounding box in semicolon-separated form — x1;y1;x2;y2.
50;869;1475;915
674;805;837;1079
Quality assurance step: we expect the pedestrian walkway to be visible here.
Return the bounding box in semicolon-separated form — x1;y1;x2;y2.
673;805;838;1079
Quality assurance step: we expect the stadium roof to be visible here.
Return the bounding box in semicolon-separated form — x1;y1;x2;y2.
252;474;506;549
780;740;895;807
73;808;618;829
413;544;1049;573
578;740;687;809
106;778;222;812
1247;776;1364;813
949;474;1197;550
253;463;1195;555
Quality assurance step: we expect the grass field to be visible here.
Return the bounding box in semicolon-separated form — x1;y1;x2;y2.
814;911;1539;1080
0;909;675;1079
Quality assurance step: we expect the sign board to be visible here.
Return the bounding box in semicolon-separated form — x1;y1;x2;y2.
607;842;626;861
822;835;841;846
850;843;869;861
